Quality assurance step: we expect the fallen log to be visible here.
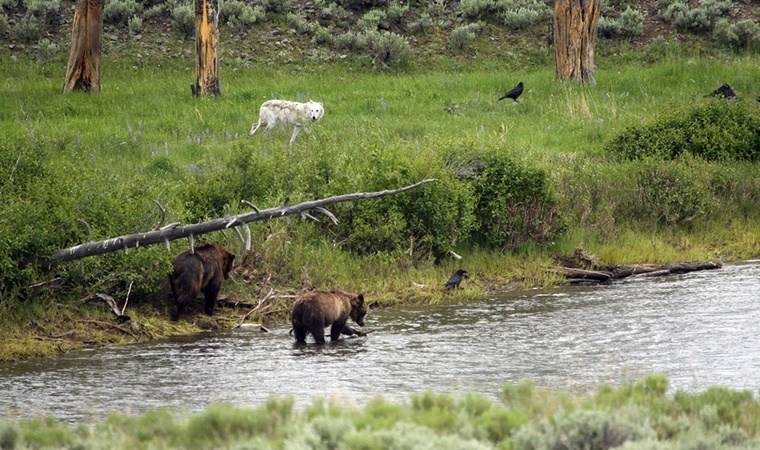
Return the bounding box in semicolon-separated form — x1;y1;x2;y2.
53;179;436;262
553;267;612;282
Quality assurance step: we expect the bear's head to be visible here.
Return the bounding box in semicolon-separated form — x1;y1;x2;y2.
349;293;368;327
221;249;235;279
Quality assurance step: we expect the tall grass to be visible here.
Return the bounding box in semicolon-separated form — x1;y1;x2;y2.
2;376;760;449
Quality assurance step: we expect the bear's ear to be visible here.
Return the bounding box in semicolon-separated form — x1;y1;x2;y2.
356;293;364;304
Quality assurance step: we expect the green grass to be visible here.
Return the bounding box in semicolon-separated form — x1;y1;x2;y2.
2;376;760;449
1;44;760;360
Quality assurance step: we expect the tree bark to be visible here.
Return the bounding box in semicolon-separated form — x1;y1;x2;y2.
63;0;104;93
553;0;601;84
53;179;436;262
192;0;220;96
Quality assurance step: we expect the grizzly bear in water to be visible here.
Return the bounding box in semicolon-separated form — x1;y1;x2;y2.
169;243;235;320
291;289;367;344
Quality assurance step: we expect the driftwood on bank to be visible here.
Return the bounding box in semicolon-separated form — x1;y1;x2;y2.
554;249;722;284
53;179;436;262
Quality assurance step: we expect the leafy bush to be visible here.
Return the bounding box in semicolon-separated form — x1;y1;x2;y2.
514;409;656;450
25;0;62;27
601;6;644;38
221;1;264;28
607;101;760;162
409;12;433;33
460;0;496;19
286;12;313;34
36;37;58;63
334;31;368;52
171;3;194;38
385;0;408;25
449;23;480;53
664;0;732;33
0;12;9;36
632;160;713;226
312;25;333;46
128;15;142;34
461;0;549;28
713;19;760;51
458;152;564;251
336;0;386;12
364;30;411;69
14;15;42;43
104;0;141;26
499;0;551;29
361;8;387;30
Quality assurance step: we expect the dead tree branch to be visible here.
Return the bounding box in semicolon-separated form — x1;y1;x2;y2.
53;179;435;262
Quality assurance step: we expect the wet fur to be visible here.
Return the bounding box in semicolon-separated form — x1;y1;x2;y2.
291;289;367;344
168;244;235;320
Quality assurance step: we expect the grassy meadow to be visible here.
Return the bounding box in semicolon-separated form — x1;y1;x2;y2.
1;376;760;449
1;44;760;360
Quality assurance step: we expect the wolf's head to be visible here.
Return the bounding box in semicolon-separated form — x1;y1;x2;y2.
306;101;324;122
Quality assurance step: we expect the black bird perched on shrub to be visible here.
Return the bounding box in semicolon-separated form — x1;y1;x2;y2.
445;269;468;290
499;82;524;102
707;83;737;99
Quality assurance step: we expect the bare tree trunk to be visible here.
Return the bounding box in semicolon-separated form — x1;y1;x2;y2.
63;0;104;93
192;0;220;96
553;0;600;84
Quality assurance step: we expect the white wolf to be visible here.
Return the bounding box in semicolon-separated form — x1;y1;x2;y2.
248;100;325;146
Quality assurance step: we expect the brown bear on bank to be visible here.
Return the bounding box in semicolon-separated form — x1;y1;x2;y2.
169;243;235;320
291;289;367;344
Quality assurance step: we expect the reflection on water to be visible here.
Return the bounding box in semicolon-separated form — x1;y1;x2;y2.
1;263;759;422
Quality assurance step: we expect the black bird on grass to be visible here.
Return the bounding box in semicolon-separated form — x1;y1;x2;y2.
706;83;737;99
445;269;468;290
499;81;524;102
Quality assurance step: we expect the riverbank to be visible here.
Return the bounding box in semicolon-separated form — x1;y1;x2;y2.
1;375;759;449
1;44;759;362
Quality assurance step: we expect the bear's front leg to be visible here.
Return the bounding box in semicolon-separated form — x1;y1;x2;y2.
202;283;220;316
330;321;346;342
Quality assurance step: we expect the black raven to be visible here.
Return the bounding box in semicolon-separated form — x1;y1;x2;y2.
445;269;468;290
707;83;737;99
499;82;524;102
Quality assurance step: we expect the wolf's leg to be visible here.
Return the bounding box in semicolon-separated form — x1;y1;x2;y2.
289;126;302;146
249;120;263;136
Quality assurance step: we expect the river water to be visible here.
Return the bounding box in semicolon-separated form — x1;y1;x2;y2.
1;262;758;422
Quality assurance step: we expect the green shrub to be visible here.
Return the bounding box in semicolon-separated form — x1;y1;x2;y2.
713;19;760;51
0;12;9;36
222;1;264;28
607;101;760;162
171;3;194;38
513;409;656;450
25;0;62;27
312;25;333;46
460;0;496;19
104;0;141;26
334;30;368;52
318;2;351;24
409;12;433;33
286;12;313;34
499;0;551;29
36;37;58;63
449;23;480;53
458;152;564;251
14;14;42;43
385;0;408;25
364;30;411;69
632;160;713;226
128;15;142;34
602;6;644;39
664;0;732;33
361;8;387;30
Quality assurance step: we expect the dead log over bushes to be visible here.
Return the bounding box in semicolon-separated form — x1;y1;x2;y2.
53;179;435;262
